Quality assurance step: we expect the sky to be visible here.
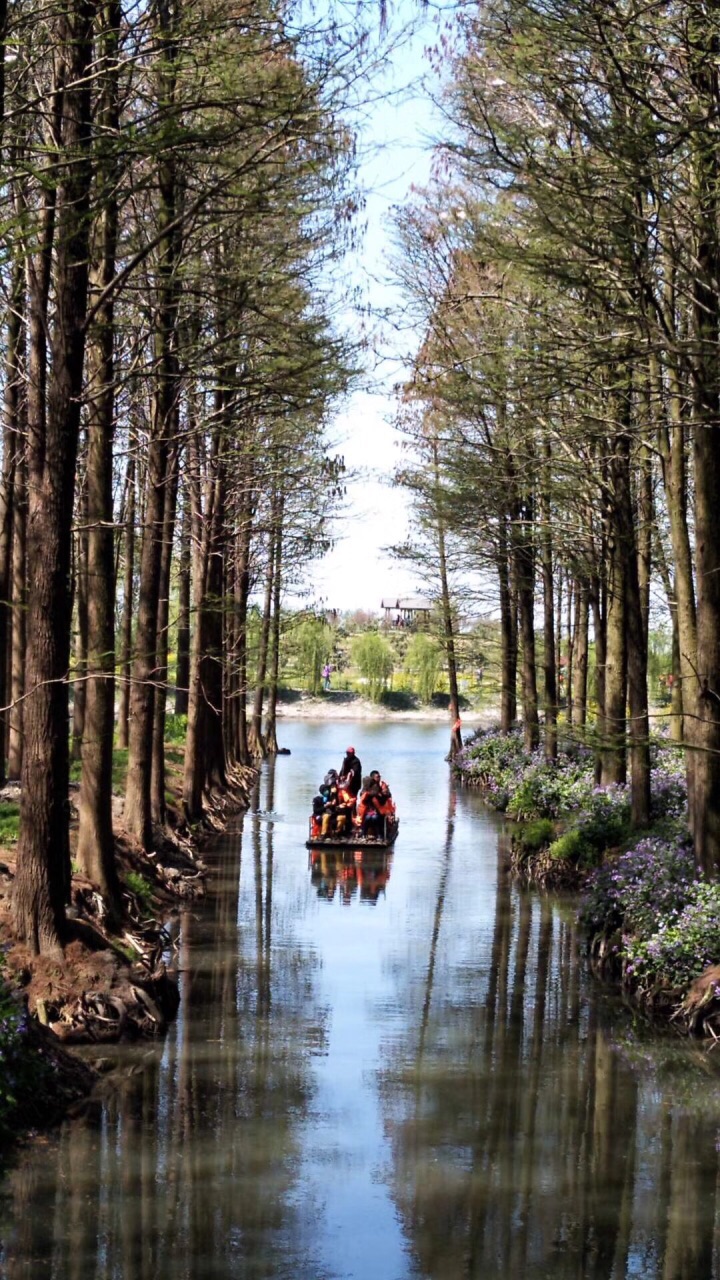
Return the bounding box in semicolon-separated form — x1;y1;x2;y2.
302;10;444;614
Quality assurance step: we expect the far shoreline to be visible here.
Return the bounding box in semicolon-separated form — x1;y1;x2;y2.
274;691;498;725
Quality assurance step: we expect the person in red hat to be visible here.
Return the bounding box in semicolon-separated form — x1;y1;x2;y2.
339;745;362;797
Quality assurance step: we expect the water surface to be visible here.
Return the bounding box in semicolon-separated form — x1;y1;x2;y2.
1;720;719;1279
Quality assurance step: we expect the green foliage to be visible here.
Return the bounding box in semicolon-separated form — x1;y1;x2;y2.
351;631;394;702
0;804;20;846
505;765;592;821
124;870;154;910
378;688;417;710
430;691;469;709
548;790;631;867
294;619;334;695
165;714;188;743
516;818;555;853
70;748;128;793
403;632;441;702
549;829;587;864
112;748;129;792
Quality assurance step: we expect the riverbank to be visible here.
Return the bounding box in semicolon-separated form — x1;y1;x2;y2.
453;725;720;1038
0;758;255;1146
276;689;498;723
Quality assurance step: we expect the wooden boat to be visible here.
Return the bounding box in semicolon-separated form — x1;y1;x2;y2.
305;816;399;851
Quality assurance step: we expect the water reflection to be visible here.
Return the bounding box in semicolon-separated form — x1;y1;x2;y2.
382;826;720;1280
1;722;720;1279
0;762;327;1280
309;846;393;905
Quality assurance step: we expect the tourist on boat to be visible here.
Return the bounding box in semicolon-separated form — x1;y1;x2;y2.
377;781;395;819
310;794;325;838
335;780;356;835
356;775;383;837
339;746;362;797
318;770;340;837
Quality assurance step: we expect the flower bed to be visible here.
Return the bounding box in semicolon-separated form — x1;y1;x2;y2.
456;726;688;881
455;726;720;1033
578;833;720;1034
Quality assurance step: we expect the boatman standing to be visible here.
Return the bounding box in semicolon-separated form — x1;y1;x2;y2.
339;746;362;797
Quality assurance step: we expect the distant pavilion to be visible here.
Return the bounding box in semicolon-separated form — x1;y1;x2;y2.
381;595;433;629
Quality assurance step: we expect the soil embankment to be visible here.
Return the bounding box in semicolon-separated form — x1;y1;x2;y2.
0;765;255;1142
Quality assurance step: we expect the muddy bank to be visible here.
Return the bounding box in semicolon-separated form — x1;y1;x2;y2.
0;767;255;1051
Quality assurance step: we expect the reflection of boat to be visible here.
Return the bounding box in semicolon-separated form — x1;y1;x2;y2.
309;845;394;904
305;817;399;851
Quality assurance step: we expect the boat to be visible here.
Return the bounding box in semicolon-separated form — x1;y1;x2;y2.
305;816;399;851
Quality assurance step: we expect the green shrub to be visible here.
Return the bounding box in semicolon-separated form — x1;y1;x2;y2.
111;748;129;792
517;818;555;853
378;689;417;710
294;618;334;694
164;714;187;743
548;789;631;867
549;829;587;863
124;870;154;910
0;803;20;845
430;691;470;710
403;633;441;703
351;632;394;702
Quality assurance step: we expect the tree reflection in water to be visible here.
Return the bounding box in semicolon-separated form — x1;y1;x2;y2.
3;738;720;1280
381;788;720;1280
0;761;327;1280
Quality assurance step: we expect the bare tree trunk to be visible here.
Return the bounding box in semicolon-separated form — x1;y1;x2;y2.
13;0;94;954
233;495;252;767
116;445;135;750
182;433;208;820
248;517;276;759
150;443;180;829
8;437;26;780
0;261;23;775
565;578;574;728
71;481;88;762
174;486;191;716
601;495;627;787
183;429;226;816
618;430;650;826
512;489;539;754
688;6;720;871
77;0;123;914
431;440;461;756
591;570;607;787
125;2;179;848
264;503;284;755
540;452;557;760
498;515;516;734
572;581;589;730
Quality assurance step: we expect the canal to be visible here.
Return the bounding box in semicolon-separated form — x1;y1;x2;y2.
1;719;719;1278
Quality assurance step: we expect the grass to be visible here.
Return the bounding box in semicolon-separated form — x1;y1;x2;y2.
69;746;130;793
124;869;154;910
0;803;20;845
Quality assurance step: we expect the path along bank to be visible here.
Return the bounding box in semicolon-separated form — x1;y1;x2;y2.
453;726;720;1039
